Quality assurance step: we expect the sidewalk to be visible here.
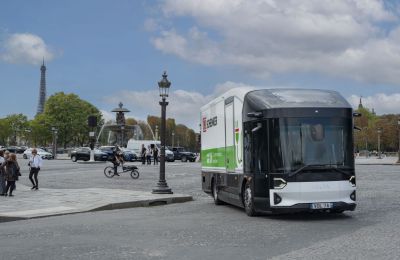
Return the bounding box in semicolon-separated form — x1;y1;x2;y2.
0;184;192;221
355;156;399;165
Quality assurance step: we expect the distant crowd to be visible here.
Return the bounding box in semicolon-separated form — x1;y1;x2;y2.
141;144;159;165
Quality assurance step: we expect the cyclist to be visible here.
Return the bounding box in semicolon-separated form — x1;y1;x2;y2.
111;146;124;176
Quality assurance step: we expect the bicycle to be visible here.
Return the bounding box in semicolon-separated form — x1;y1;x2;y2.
103;163;140;179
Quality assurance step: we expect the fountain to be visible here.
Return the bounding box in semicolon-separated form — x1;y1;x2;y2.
96;103;158;149
96;102;136;147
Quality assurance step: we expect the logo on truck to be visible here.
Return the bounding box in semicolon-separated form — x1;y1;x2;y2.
202;116;218;132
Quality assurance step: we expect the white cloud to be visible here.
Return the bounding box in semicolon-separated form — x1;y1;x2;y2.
348;93;400;114
150;0;400;84
103;81;255;129
151;27;220;65
1;33;54;65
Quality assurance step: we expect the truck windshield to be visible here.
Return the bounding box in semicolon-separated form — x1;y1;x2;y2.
269;117;353;174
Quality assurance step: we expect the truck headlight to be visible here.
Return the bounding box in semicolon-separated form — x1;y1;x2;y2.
349;176;356;187
273;178;287;189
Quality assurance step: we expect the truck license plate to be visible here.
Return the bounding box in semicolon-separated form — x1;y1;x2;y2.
310;202;333;209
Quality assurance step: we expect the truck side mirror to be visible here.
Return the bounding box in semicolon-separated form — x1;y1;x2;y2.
247;112;263;118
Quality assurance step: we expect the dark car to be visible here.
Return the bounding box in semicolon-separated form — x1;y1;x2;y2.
5;146;25;154
98;146;115;160
99;146;138;162
121;149;138;162
171;147;196;162
70;147;109;162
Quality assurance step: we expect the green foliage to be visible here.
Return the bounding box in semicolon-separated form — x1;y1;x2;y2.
0;114;28;145
145;115;198;151
0;118;12;145
354;107;400;152
42;92;102;148
28;113;52;147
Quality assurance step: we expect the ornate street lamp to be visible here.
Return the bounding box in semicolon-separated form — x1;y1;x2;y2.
377;128;382;159
152;71;173;194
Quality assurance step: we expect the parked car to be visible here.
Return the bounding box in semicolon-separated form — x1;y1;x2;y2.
5;146;25;154
98;146;115;160
23;148;54;159
70;147;91;162
156;144;175;162
171;147;196;162
121;148;138;162
70;147;109;162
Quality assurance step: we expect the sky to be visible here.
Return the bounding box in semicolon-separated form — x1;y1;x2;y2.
1;0;400;130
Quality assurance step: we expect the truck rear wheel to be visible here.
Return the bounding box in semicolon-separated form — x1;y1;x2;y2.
212;179;223;205
181;156;187;162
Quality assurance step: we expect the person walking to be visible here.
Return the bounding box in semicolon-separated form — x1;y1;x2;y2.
146;145;152;165
1;153;20;197
0;150;6;196
153;146;159;165
28;148;42;190
141;144;146;165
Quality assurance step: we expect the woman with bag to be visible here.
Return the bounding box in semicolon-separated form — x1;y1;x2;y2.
0;153;20;197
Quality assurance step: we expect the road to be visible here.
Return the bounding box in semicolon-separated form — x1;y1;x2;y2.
0;158;399;259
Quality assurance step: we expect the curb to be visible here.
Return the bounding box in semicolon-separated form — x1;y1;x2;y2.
91;196;193;211
356;163;400;166
0;195;193;222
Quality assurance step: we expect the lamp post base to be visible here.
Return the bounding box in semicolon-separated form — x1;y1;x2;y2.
152;182;173;194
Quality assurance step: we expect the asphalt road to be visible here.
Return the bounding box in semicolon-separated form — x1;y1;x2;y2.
0;158;399;259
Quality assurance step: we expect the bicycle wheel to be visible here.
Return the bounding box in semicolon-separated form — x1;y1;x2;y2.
130;169;139;179
104;166;115;178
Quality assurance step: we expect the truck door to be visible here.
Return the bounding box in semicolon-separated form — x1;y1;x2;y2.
225;102;235;171
225;99;239;195
252;121;270;199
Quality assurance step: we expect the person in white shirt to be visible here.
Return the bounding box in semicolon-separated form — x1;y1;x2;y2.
28;148;43;190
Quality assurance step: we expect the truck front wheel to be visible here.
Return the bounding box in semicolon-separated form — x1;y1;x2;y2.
243;182;257;217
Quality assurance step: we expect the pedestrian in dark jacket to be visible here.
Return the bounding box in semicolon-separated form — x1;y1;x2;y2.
153;147;159;165
141;144;146;165
0;153;20;197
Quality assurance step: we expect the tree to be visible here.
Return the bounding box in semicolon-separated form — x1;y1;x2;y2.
28;113;52;147
0;118;12;145
43;92;102;148
0;114;29;145
354;106;399;153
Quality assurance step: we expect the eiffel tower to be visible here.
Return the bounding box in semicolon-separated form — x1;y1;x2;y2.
36;59;46;116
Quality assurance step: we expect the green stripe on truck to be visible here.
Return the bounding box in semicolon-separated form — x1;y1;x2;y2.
201;146;236;169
